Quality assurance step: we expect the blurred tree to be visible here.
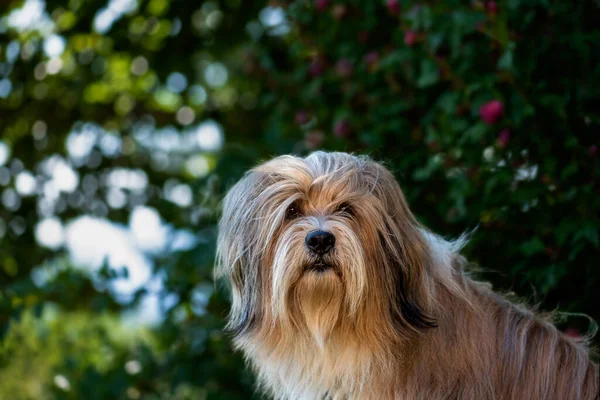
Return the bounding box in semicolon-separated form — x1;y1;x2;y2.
0;0;598;398
1;0;262;397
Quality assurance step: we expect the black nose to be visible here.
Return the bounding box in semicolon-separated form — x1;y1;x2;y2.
305;230;335;255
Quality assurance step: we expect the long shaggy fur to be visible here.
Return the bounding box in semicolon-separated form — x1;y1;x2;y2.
216;151;598;400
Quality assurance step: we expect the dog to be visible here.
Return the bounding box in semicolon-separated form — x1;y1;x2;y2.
215;151;598;399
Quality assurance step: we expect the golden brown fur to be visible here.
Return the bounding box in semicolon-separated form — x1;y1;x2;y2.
216;151;599;399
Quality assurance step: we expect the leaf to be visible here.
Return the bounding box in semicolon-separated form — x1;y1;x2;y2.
378;50;410;70
437;92;460;114
520;237;545;256
460;123;487;144
497;42;515;71
416;59;439;88
560;163;578;180
573;226;600;248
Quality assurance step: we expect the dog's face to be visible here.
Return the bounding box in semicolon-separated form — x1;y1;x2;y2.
217;152;436;347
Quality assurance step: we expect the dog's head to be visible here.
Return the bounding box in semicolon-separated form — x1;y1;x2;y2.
216;152;436;346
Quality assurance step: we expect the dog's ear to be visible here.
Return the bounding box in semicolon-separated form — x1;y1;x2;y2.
362;159;437;332
381;229;438;332
216;170;267;336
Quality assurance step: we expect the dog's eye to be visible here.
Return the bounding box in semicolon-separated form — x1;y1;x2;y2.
285;202;302;220
336;202;354;216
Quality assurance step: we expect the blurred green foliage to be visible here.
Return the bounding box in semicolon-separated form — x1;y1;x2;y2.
0;0;599;398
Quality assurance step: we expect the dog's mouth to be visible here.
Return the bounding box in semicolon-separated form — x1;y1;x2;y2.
304;260;340;276
306;262;332;273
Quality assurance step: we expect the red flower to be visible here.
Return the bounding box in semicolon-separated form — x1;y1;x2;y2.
487;1;498;15
479;100;504;125
333;119;352;138
315;0;329;12
386;0;400;16
404;30;417;46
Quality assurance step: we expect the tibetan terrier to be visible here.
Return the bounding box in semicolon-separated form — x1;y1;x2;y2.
216;151;598;399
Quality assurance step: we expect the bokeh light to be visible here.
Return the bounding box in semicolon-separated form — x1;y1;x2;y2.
0;141;10;166
204;62;228;87
35;217;65;250
194;120;223;151
15;171;37;196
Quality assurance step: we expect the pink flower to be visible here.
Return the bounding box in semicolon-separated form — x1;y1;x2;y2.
315;0;329;12
364;51;380;68
589;144;598;156
404;30;417;47
497;129;510;148
487;1;498;15
333;119;352;138
335;58;353;78
479;100;504;125
386;0;400;15
295;110;310;125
